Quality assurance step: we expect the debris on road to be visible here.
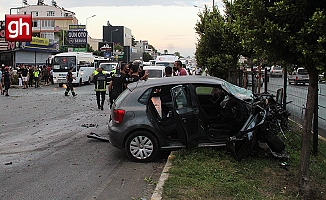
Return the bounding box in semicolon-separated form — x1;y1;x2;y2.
81;123;98;128
87;132;110;142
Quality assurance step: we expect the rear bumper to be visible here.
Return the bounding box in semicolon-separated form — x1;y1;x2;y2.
108;120;125;149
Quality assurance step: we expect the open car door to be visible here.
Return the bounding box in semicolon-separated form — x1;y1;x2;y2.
226;106;266;161
171;85;203;148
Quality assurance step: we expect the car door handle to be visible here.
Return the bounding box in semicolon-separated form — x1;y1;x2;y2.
182;117;187;123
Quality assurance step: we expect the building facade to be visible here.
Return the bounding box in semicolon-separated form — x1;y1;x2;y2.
0;0;78;67
102;25;132;63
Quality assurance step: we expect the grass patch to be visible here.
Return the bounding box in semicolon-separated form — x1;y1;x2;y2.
162;121;326;200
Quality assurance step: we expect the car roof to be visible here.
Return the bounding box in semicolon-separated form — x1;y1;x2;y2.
143;66;165;70
99;62;118;65
127;76;253;101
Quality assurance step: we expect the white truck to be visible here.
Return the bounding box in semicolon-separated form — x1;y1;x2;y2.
288;68;309;85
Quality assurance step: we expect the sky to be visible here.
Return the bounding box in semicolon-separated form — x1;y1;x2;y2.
0;0;225;57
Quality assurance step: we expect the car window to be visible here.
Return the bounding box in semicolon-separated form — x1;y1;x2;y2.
138;88;152;105
147;69;163;78
115;88;130;105
195;86;215;95
171;86;190;109
273;66;282;70
100;63;116;71
298;69;308;75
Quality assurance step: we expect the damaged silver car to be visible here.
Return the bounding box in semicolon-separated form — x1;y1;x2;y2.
107;76;290;162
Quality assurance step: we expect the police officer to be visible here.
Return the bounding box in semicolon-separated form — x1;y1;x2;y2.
65;68;77;96
93;67;107;110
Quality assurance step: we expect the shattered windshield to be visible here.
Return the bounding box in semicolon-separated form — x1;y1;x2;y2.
222;81;253;102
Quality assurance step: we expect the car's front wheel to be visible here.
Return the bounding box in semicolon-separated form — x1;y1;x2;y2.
125;131;158;162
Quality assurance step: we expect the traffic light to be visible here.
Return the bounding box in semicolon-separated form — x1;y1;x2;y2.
23;0;28;5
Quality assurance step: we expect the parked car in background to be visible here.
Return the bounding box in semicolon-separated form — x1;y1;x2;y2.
108;76;288;162
288;67;309;85
270;65;283;77
143;66;165;79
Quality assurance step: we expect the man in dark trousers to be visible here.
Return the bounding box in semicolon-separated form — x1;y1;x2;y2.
65;68;77;96
2;66;11;96
93;67;107;110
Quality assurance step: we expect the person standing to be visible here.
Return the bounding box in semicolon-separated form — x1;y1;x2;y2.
93;67;107;110
174;60;187;76
49;66;54;84
17;66;23;87
42;65;49;85
28;66;34;87
108;63;129;108
33;68;40;88
65;68;77;96
195;67;202;75
127;63;140;83
0;65;3;95
21;65;29;89
2;66;11;96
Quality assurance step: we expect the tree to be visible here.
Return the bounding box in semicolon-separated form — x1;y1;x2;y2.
195;6;242;80
174;51;181;57
114;43;123;52
86;43;93;52
142;52;153;62
230;0;326;197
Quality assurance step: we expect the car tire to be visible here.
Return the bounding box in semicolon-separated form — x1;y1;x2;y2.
264;131;285;153
85;77;91;85
125;131;158;162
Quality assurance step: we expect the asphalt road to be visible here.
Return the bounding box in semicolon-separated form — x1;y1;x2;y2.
265;76;326;138
0;84;167;200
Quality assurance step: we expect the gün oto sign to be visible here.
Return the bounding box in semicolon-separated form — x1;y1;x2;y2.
5;14;32;42
67;30;87;45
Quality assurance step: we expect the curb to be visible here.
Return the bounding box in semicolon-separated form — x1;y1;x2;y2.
151;152;174;200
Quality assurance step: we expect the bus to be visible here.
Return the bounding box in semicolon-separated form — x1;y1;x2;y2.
52;52;95;87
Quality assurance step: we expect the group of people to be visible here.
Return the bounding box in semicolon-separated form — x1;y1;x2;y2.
89;61;149;110
89;60;195;111
0;64;54;96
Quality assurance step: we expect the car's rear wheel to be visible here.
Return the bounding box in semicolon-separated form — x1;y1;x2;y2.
125;131;158;162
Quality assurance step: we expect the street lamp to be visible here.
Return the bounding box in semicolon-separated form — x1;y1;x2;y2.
110;28;118;42
86;14;96;31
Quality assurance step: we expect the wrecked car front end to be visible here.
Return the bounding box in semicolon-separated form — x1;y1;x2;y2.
227;93;289;161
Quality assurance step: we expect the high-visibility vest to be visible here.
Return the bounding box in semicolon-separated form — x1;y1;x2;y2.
33;71;40;77
93;70;99;76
